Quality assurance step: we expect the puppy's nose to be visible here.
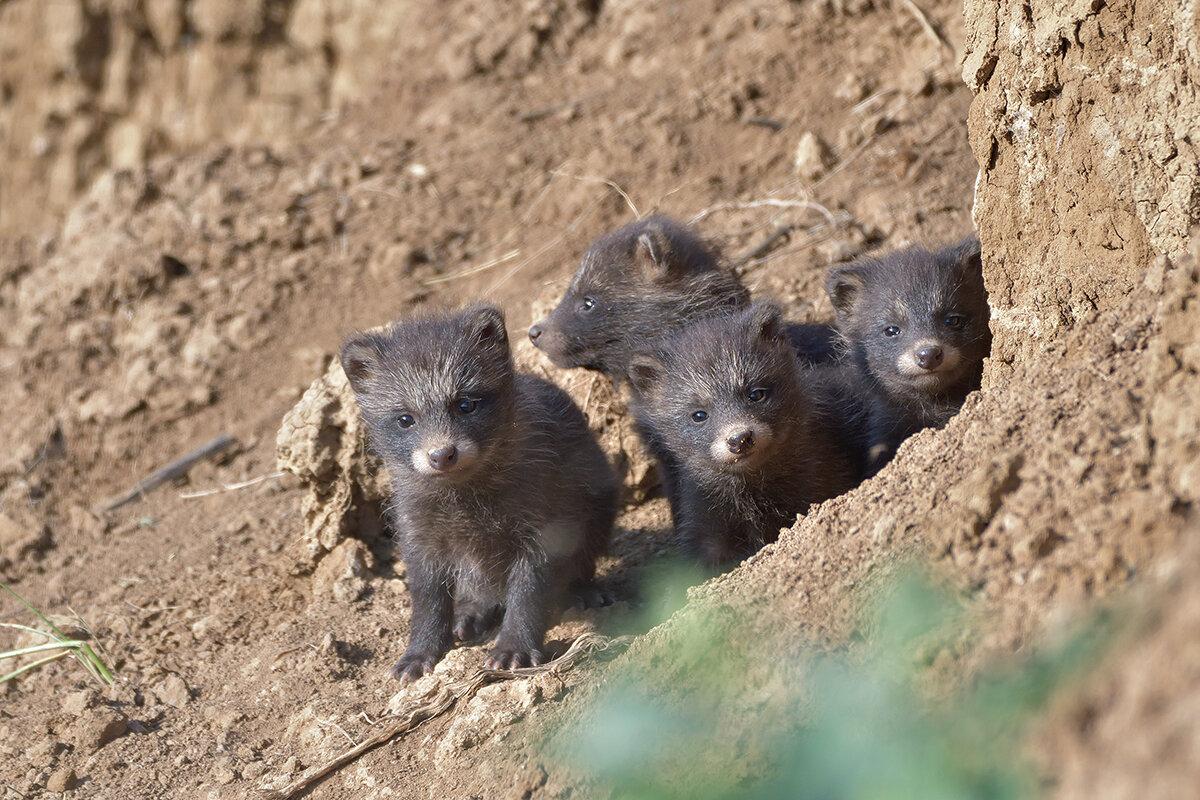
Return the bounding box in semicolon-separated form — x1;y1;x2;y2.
528;324;543;344
428;445;459;471
916;345;944;370
726;430;754;455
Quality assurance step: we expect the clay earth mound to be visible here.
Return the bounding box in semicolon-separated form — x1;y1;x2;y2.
1;0;1196;798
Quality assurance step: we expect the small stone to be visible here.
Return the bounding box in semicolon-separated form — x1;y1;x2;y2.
46;767;77;792
62;689;97;715
503;763;548;800
834;72;870;102
899;67;935;96
508;678;544;714
212;756;239;785
155;674;192;708
191;614;221;640
793;131;835;180
27;737;60;764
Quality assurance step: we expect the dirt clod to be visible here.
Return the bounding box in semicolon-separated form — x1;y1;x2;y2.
46;766;77;792
154;674;193;709
310;539;374;605
68;709;127;755
61;690;98;716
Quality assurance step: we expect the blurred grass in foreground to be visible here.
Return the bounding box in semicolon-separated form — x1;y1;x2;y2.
554;568;1116;800
1;582;114;686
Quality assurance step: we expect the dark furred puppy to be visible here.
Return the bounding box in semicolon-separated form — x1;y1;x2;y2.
628;303;860;566
341;306;617;681
827;236;991;474
529;215;748;383
528;215;838;384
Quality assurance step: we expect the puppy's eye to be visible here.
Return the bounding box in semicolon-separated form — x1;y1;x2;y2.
457;397;479;414
884;325;902;338
397;413;416;429
580;297;596;312
747;387;768;402
691;410;709;423
943;314;967;331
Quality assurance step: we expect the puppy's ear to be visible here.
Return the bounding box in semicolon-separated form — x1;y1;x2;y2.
462;305;509;356
826;264;868;322
340;334;384;394
636;217;705;284
628;353;666;396
634;219;672;278
948;235;982;276
633;216;724;285
746;303;788;345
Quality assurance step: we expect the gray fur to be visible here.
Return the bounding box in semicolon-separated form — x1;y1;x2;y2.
530;215;750;383
629;302;861;566
826;236;991;474
341;306;618;680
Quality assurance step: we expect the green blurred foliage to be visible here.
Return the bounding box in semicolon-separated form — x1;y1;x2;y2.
552;568;1116;800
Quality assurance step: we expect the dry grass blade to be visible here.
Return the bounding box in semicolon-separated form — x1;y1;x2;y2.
178;470;286;499
258;633;633;800
550;170;640;219
689;198;839;227
485;193;608;294
420;249;521;286
898;0;955;58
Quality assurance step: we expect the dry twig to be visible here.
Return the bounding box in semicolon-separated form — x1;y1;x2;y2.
258;633;631;800
744;116;785;131
734;224;797;268
740;224;845;271
550;170;640;219
97;434;237;513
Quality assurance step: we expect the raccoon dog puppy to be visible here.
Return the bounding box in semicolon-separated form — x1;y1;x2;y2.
341;306;618;680
628;303;859;566
826;237;991;474
528;215;839;385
